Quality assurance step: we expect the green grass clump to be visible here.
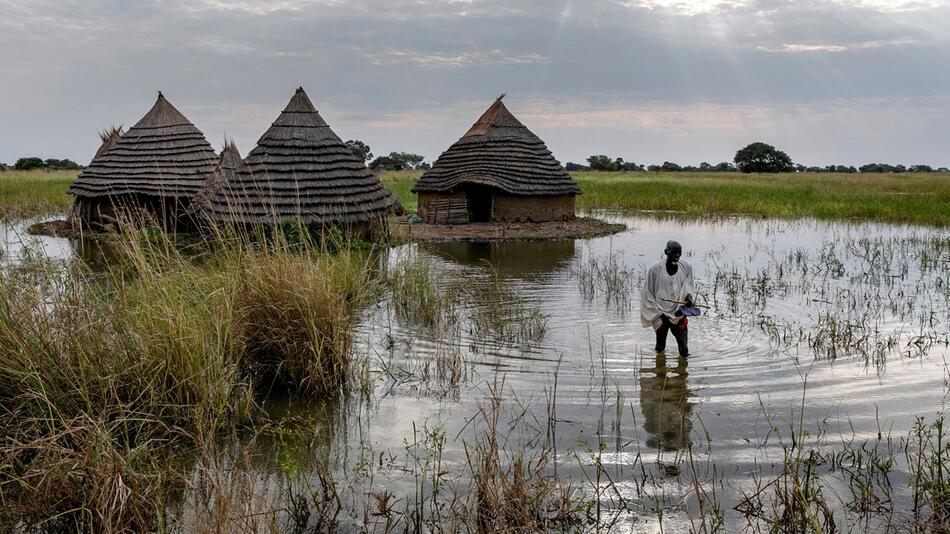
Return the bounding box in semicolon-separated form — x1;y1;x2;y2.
0;223;380;531
235;247;377;395
380;170;422;213
0;169;75;220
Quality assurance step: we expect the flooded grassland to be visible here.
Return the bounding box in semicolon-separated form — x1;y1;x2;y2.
1;213;949;532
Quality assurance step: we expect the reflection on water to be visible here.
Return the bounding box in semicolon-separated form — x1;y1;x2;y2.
639;353;693;452
0;217;75;264
0;217;124;272
424;239;576;277
4;213;950;530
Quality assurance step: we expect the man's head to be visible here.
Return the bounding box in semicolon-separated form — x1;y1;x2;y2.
665;240;683;265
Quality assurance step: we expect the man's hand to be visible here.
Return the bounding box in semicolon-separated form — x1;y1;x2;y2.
684;293;694;307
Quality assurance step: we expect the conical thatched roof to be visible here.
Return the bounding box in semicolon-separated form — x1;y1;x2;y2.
69;93;219;200
94;126;123;160
189;140;243;216
204;87;399;225
412;96;580;196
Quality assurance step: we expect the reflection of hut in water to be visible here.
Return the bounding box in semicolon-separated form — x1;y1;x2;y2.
68;93;219;229
189;140;243;219
425;239;577;277
203;87;399;236
639;354;694;452
412;96;581;224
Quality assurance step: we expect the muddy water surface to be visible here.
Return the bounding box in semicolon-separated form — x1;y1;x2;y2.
353;214;949;531
4;214;949;531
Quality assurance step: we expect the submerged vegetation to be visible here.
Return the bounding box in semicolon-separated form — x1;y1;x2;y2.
0;225;376;530
0;168;948;531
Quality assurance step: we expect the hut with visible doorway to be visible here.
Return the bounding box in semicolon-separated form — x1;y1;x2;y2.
68;93;219;230
412;95;581;224
203;87;400;237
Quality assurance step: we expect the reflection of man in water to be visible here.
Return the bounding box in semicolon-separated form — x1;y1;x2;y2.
640;353;693;451
640;240;694;357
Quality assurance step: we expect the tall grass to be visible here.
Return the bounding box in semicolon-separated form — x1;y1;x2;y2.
0;222;380;531
0;169;75;220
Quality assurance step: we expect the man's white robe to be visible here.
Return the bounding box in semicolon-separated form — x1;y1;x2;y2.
640;260;694;330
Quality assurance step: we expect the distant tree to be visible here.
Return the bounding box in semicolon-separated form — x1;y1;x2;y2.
826;165;856;173
620;161;642;172
909;164;933;173
859;163;882;173
794;164;807;173
14;157;45;170
417;162;431;170
660;161;682;172
369;155;403;171
894;164;907;173
391;152;425;169
369;151;427;171
714;162;737;172
0;162;8;171
565;162;588;171
586;155;617;171
699;162;712;171
646;164;661;172
44;158;81;170
734;142;793;173
938;167;949;172
345;139;373;162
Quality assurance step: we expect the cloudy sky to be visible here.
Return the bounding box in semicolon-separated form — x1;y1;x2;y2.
1;0;948;167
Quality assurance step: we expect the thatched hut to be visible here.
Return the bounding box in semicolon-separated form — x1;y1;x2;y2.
94;126;124;159
189;140;243;218
68;93;219;229
203;87;399;235
412;96;581;224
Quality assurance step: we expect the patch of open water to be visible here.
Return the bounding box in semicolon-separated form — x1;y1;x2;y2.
4;213;949;530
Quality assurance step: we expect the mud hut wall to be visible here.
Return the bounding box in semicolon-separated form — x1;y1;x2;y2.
418;192;467;223
492;194;575;222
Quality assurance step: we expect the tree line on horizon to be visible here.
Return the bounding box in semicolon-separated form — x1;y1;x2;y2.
3;141;946;174
568;142;949;174
0;157;83;172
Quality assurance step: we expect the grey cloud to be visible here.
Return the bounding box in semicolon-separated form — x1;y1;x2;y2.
0;0;948;166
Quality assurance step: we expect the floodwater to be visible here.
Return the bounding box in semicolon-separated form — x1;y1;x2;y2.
4;214;950;531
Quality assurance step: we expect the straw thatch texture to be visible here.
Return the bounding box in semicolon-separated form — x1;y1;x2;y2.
204;87;399;226
69;93;218;200
412;97;581;197
189;140;243;216
94;126;124;160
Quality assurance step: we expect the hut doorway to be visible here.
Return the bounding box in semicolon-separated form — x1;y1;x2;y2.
467;188;493;222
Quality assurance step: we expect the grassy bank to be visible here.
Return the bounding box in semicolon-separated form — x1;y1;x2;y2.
3;169;948;225
0;169;74;220
381;170;950;226
571;171;950;225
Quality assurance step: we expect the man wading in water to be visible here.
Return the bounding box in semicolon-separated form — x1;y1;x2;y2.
640;241;694;357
